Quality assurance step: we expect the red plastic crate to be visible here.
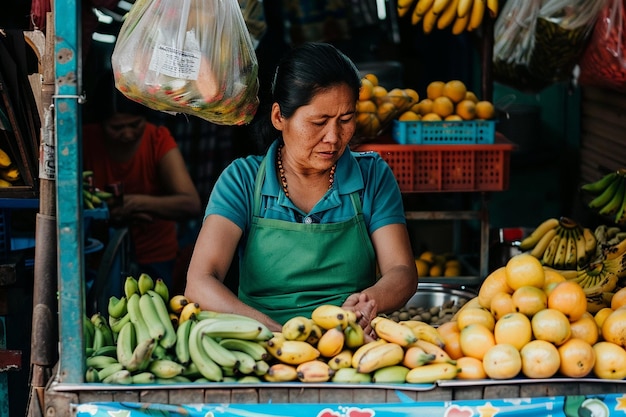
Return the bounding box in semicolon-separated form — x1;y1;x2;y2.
355;135;516;193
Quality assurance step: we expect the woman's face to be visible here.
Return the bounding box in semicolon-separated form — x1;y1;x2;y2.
272;84;356;172
103;113;146;145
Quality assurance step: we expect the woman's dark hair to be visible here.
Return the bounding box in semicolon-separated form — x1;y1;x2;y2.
251;42;361;150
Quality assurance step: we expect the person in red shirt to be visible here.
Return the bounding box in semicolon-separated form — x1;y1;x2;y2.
82;73;201;291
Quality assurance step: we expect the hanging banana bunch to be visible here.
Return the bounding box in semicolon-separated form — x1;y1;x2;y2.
398;0;499;34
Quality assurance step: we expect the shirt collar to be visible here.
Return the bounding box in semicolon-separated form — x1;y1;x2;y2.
260;140;365;198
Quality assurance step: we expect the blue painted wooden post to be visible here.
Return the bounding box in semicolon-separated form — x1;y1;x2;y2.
54;0;86;384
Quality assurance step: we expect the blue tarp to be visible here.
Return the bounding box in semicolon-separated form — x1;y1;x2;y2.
73;392;625;417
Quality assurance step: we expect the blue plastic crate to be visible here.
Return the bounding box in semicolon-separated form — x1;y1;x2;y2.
392;119;496;145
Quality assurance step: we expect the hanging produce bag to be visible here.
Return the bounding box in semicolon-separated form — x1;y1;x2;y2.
527;0;608;83
578;0;626;93
111;0;260;125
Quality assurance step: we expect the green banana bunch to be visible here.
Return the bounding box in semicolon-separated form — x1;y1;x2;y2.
582;169;626;225
82;170;114;210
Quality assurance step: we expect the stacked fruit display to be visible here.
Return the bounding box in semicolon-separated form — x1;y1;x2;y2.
397;0;500;34
581;169;626;225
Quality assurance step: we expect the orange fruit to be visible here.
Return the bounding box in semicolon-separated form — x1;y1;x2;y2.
416;99;434;115
386;88;411;111
569;312;599;345
511;285;548;317
547;281;588;322
399;111;420;121
601;307;626;348
456;306;495;332
437;321;463;360
531;308;571;346
443;80;467;103
355;112;381;137
558;338;596;378
404;88;419;104
542;268;567;293
493;312;532;350
372;85;388;99
426;81;445;100
414;259;429;277
611;287;626;310
377;101;397;124
505;253;545;290
465;91;479;103
489;291;515;320
356;100;377;113
478;266;513;308
455;99;476;120
482;343;521;379
594;307;614;335
359;78;374;101
444;114;463;121
422;113;442;121
432;96;455;118
363;73;378;87
475;100;495;120
459;323;495;360
456;356;487;379
520;339;561;379
592;341;626;379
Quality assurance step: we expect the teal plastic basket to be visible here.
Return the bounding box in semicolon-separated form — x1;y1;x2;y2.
392;120;496;145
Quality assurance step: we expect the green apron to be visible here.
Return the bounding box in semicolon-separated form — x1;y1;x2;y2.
239;156;376;325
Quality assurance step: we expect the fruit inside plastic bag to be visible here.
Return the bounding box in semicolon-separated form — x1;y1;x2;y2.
111;0;259;125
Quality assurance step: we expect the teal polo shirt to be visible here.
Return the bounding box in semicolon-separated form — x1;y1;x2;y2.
205;140;406;240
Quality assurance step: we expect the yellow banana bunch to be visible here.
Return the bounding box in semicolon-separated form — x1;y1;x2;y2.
267;340;321;365
402;0;498;33
282;315;314;341
355;342;405;374
400;320;445;348
371;316;417;346
405;362;460;383
311;304;350;330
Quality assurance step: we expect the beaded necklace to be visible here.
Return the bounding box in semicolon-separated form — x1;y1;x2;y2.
277;144;336;198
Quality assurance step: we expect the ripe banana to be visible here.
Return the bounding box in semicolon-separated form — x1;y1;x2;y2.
412;0;435;25
168;294;190;314
179;302;201;324
296;360;335;382
137;272;155;295
456;0;473;18
397;0;416;17
147;290;177;348
574;227;589;268
219;338;270;362
437;0;460;30
264;363;298;382
486;0;498;17
432;0;452;14
422;6;438;34
270;340;321;365
401;320;445;348
0;148;13;168
372;365;411;383
452;13;470;34
328;349;354;370
127;336;157;372
307;323;324;345
467;0;485;31
124;275;139;299
351;339;389;368
282;315;313;341
405;362;459;383
402;345;437;368
371;316;417;346
107;295;128;319
316;326;346;358
311;304;350;330
583;228;597;258
519;218;559;251
412;339;456;364
356;342;405;374
563;230;578;270
529;228;558;260
543;232;563;267
552;231;570;269
331;367;372;383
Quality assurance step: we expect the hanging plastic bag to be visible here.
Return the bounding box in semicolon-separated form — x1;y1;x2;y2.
578;0;626;93
527;0;609;83
111;0;260;125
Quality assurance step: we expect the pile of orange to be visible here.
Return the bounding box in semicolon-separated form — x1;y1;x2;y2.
436;252;626;381
399;80;495;122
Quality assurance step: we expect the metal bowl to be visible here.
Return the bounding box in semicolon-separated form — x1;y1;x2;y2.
405;282;477;310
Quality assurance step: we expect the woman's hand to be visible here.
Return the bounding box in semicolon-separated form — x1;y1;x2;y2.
342;293;377;339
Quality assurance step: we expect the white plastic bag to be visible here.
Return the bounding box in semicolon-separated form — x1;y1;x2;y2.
111;0;260;125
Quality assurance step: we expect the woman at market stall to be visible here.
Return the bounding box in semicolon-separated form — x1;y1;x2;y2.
82;73;202;290
184;42;418;334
